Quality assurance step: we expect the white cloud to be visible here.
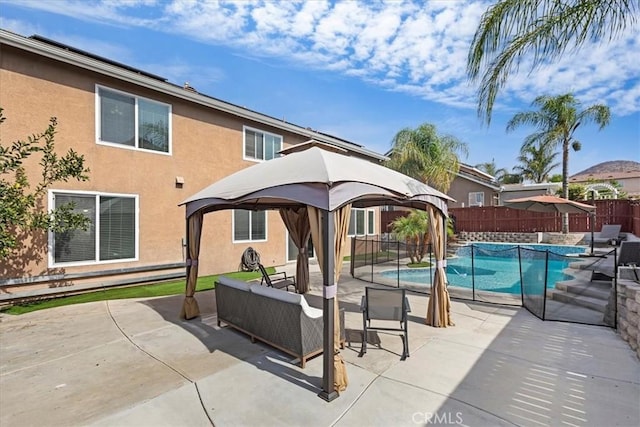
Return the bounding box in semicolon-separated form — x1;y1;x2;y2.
0;17;42;36
5;0;639;116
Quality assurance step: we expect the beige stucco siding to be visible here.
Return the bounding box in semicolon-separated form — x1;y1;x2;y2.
1;45;309;280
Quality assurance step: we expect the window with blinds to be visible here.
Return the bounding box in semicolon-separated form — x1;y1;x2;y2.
243;126;282;161
233;210;267;242
97;86;171;154
52;192;137;265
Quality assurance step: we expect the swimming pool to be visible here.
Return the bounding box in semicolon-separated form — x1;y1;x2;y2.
381;242;588;295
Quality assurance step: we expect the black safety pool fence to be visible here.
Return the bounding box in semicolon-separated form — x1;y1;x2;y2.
350;237;617;327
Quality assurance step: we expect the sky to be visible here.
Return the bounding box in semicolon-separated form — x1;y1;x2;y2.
1;0;639;176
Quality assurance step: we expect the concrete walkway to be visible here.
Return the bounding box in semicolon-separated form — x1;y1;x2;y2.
1;268;639;426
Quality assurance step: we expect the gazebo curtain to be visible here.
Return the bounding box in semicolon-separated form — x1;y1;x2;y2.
425;206;454;327
307;204;352;393
181;210;203;320
279;207;311;293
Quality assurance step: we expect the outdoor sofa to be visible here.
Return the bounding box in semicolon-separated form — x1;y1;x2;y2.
215;275;344;368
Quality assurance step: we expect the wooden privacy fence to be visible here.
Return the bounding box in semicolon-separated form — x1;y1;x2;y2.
381;200;640;235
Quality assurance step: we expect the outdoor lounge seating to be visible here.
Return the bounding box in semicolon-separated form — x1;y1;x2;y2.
215;275;344;368
359;287;411;360
584;224;622;246
588;240;640;280
258;263;295;292
618;241;640;267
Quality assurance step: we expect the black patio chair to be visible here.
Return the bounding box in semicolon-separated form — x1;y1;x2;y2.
257;263;295;292
359;287;411;360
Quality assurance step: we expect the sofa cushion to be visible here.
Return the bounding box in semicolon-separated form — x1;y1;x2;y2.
301;302;323;319
250;284;322;319
217;275;252;292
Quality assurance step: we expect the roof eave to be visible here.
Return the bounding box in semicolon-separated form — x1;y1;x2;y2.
0;29;387;162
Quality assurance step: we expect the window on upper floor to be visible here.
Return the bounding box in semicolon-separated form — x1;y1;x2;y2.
50;191;138;266
233;209;267;242
97;86;171;154
348;208;376;236
468;192;485;207
243;126;282;161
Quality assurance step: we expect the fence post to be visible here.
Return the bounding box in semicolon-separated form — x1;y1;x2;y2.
350;237;356;277
396;240;400;288
370;237;374;283
542;250;549;321
518;246;524;306
614;247;618;329
471;244;476;301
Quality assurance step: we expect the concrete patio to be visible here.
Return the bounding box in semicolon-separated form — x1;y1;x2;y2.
1;266;639;427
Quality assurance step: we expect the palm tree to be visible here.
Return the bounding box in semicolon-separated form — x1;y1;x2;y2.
387;123;468;192
475;159;509;183
502;173;523;184
512;141;560;183
506;93;610;233
391;209;430;264
467;0;638;123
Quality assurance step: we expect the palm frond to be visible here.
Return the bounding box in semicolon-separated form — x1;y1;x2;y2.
468;0;638;123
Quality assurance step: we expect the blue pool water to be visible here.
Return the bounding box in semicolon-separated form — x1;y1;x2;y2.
381;242;588;295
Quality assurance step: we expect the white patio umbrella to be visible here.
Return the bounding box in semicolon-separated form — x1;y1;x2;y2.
179;143;453;401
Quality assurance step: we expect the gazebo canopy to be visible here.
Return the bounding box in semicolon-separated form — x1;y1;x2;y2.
182;144;453;216
179;143;454;401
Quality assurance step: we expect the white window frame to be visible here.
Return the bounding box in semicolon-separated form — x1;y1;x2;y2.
348;208;376;237
232;210;268;243
95;84;172;155
242;125;283;162
48;190;139;267
367;209;375;235
286;231;316;262
469;192;485;207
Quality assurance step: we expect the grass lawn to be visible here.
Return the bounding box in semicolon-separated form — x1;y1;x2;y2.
407;262;432;268
1;268;272;315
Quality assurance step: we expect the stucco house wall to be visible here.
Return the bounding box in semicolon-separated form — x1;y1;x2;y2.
0;31;382;288
448;178;498;208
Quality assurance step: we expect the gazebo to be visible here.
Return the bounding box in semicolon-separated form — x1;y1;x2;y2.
179;142;454;401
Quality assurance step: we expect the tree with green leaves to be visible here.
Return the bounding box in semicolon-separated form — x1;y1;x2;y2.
387;122;468;192
561;183;588;201
512;140;560;183
506;93;610;233
0;108;90;259
391;209;430;264
502;173;523;184
475;159;509;183
467;0;637;123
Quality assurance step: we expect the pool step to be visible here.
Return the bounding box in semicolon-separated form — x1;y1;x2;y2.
554;281;612;300
548;281;611;313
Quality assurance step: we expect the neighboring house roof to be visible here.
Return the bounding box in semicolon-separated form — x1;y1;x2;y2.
456;163;501;191
570;160;640;182
501;182;561;193
0;29;386;162
459;163;495;182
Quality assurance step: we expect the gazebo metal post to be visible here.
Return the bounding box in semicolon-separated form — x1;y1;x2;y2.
318;209;338;402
